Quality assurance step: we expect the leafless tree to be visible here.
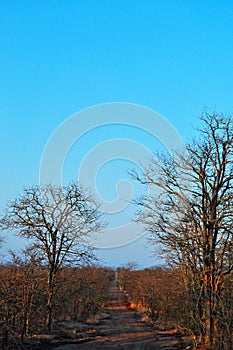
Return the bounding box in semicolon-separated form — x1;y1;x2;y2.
0;183;103;331
131;114;233;348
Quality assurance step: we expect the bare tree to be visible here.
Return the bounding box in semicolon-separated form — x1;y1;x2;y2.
132;114;233;348
0;183;103;331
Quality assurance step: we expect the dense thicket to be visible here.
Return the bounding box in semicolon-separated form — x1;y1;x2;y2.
118;267;186;327
118;267;233;347
0;263;113;349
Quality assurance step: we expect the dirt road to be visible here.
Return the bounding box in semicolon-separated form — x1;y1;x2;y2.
53;279;192;350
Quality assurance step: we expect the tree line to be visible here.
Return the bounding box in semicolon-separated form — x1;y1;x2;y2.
0;252;113;348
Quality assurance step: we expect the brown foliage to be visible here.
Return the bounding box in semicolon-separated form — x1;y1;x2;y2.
118;267;186;327
118;266;233;349
0;263;113;349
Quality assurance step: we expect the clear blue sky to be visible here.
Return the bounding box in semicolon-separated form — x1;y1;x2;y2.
1;1;233;268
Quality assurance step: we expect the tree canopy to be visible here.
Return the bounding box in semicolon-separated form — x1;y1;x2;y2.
132;113;233;347
0;183;104;330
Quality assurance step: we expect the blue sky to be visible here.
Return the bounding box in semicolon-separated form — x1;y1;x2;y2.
1;1;233;268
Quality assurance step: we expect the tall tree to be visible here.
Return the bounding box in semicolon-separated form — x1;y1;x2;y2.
0;183;103;331
132;114;233;348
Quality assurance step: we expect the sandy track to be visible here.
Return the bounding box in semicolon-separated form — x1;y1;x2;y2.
54;279;192;350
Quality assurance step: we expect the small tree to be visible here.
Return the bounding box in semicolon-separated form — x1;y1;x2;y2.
9;248;47;340
0;183;103;331
132;114;233;348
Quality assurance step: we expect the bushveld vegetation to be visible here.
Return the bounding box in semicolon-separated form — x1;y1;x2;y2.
118;266;233;349
0;259;114;349
118;266;186;327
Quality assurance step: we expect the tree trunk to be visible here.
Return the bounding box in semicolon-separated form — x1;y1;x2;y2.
202;262;216;347
45;269;55;331
21;315;29;343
